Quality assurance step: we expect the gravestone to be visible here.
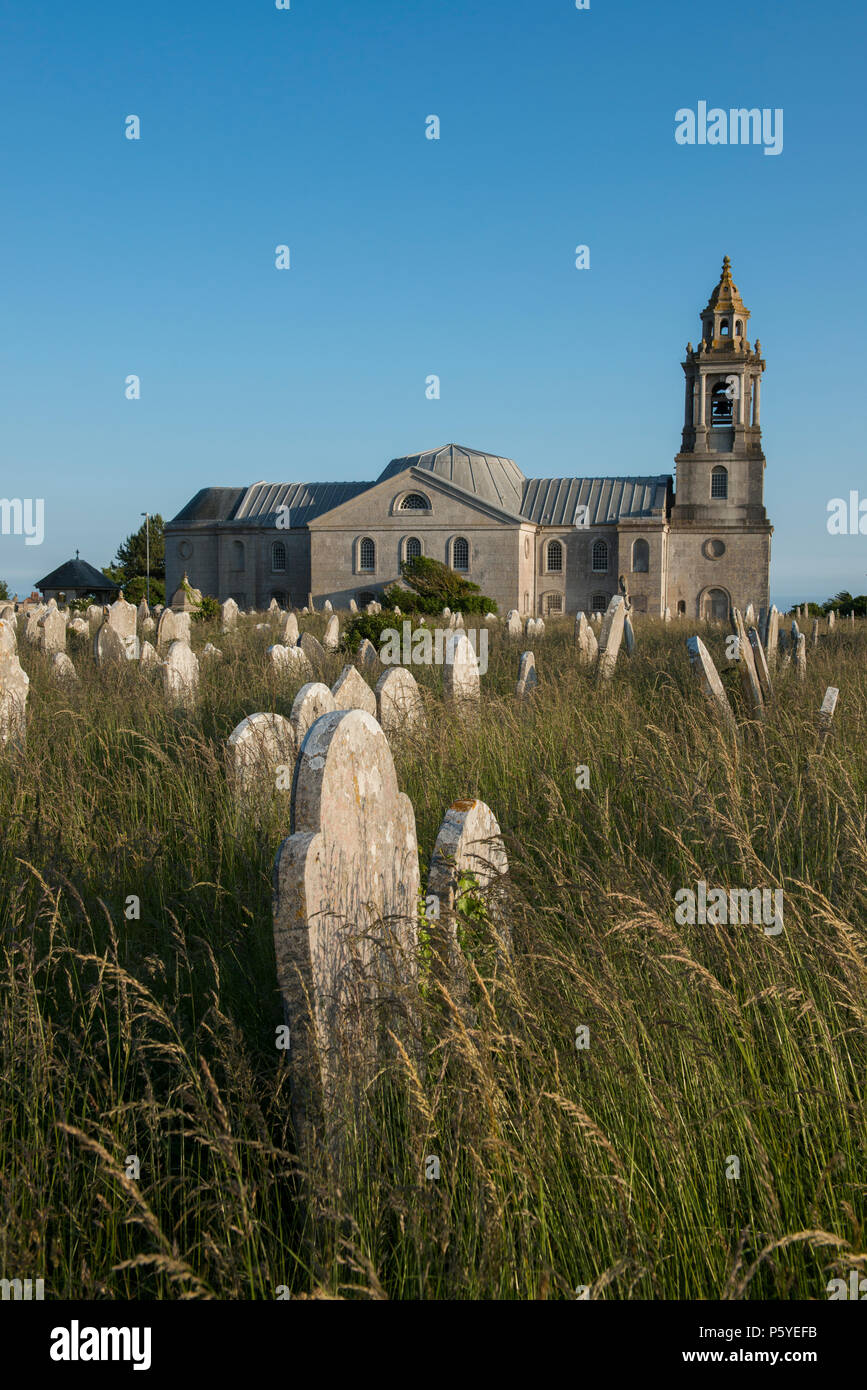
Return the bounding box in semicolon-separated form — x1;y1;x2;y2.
664;607;671;622
515;650;537;701
24;608;45;644
349;599;358;613
748;627;773;703
442;608;451;619
623;613;635;656
443;632;480;704
94;617;127;665
281;612;299;646
272;708;419;1150
269;644;312;679
791;620;801;645
816;687;839;753
290;682;337;747
161;639;199;709
526;617;537;638
426;798;511;1014
139;640;159;670
156;607;190;652
137;598;150;625
595;596;626;681
536;618;545;636
227;712;296;797
299;631;326;669
141;616;156;637
323;615;340;651
107;595;140;660
485;612;497;621
828;610;836;631
0;650;29;748
794;633;807;681
323;600;333;613
268;598;280;612
50;651;78;684
307;593;315;613
38;607;67;656
686;636;737;737
357;637;378;668
0;619;17;655
221;598;239;631
744;603;756;627
331;665;376;717
201;642;222;660
86;604;103;635
574;612;597;667
765;607;780;673
731;608;764;715
811;618;820;647
375;666;426;734
506;610;522;638
0;604;14;623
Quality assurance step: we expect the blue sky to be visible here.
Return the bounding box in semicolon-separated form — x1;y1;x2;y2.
1;0;865;608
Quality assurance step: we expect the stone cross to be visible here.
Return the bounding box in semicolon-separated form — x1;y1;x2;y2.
686;635;737;737
375;667;426;734
272;708;419;1151
595;596;626;681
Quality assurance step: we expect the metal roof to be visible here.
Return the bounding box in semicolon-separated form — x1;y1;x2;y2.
378;444;525;515
520;476;671;527
35;558;120;592
232;481;374;526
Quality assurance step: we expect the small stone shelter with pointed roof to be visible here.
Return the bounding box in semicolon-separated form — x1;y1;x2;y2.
35;555;120;604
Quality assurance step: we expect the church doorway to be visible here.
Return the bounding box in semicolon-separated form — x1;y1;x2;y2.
702;588;730;622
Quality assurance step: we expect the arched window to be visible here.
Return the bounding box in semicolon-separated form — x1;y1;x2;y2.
232;540;245;572
721;319;730;335
703;588;730;621
546;540;563;573
711;466;728;499
271;541;286;572
735;320;743;335
592;539;608;572
359;537;375;572
399;493;431;511
545;593;563;615
677;599;686;615
711;381;733;425
452;537;469;571
404;536;422;562
631;538;649;573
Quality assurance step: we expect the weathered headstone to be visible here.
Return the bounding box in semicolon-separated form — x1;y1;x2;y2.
323;599;333;613
574;612;597;668
268;598;280;612
156;607;190;652
307;593;315;613
290;682;337;747
427;798;510;1012
269;644;312;679
744;602;756;627
139;640;159;670
357;637;378;668
816;687;839;754
107;595;140;660
201;642;222;661
794;633;807;681
0;618;17;655
281;612;299;646
86;604;103;635
137;598;151;625
331;664;377;717
0;649;29;747
272;708;419;1150
828;609;836;631
663;606;671;622
686;636;738;737
299;631;326;669
38;607;67;655
731;608;764;715
94;617;127;665
623;613;635;656
227;712;296;797
748;627;773;704
595;596;626;681
506;610;522;638
515;650;538;701
811;618;820;647
349;599;358;613
221;597;239;631
443;632;481;704
765;606;780;673
50;651;78;684
161;639;199;709
323;615;340;651
375;666;426;734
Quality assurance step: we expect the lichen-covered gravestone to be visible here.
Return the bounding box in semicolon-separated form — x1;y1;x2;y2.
108;594;140;660
50;651;78;684
281;612;299;646
765;606;780;673
272;708;420;1151
686;635;738;738
443;632;480;704
574;612;597;668
299;631;326;669
595;596;626;681
375;666;426;734
0;649;29;748
506;610;522;638
269;644;311;679
221;597;239;631
515;650;537;701
38;608;67;656
0;618;17;656
161;639;199;709
290;682;337;747
323;615;340;651
156;607;190;652
331;664;376;717
94;617;127;665
357;637;378;668
227;712;296;797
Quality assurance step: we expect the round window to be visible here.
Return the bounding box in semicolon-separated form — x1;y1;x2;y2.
178;540;193;560
703;538;725;560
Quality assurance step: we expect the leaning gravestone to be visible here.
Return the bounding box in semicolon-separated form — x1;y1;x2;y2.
108;594;140;660
765;606;780;673
748;627;773;704
375;666;426;734
0;649;29;748
290;682;337;747
443;632;480;704
516;650;538;701
38;607;67;656
299;631;326;669
686;635;738;738
322;615;340;651
227;712;296;798
357;637;378;668
50;651;78;684
272;708;419;1152
731;608;764;716
623;613;635;656
427;797;511;1013
331;664;377;717
595;596;626;681
161;639;199;709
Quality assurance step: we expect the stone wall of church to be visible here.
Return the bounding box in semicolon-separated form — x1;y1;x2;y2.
665;525;771;619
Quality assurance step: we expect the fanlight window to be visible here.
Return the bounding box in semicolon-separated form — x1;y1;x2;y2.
711;381;733;425
405;536;422;561
592;539;608;572
271;541;287;572
453;537;469;571
632;538;649;573
546;540;563;573
359;537;376;572
399;493;430;511
711;466;728;499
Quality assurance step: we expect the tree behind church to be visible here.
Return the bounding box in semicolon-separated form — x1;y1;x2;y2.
103;514;166;606
385;555;496;615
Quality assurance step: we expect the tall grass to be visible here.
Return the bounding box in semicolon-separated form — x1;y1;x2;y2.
1;613;865;1299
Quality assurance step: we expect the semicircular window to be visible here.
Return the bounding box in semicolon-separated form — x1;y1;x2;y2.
399;493;431;511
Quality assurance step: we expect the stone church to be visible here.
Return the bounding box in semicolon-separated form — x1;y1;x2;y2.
166;259;772;620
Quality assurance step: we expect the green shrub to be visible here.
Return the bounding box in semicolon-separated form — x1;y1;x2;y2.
383;555;496;615
343;611;402;653
193;595;221;624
